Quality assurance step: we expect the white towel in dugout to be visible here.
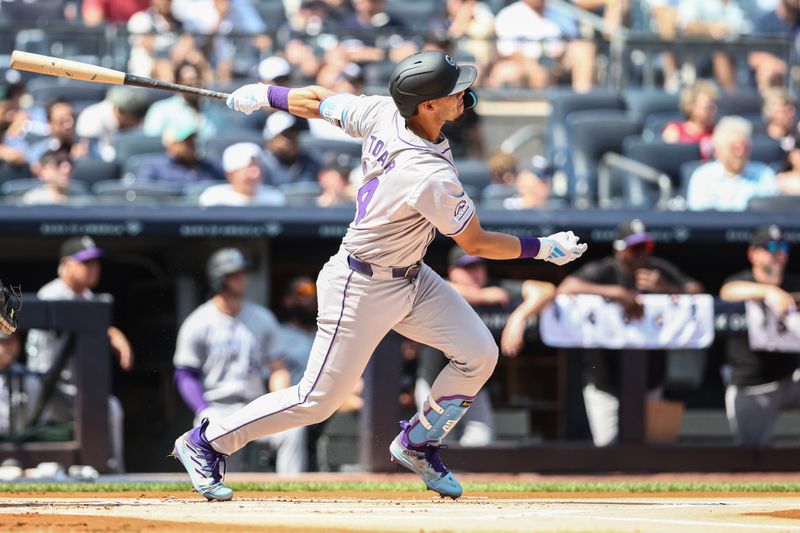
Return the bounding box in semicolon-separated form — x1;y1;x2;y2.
745;301;800;353
540;294;715;349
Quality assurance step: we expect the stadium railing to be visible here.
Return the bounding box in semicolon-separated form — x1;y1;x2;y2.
0;297;112;472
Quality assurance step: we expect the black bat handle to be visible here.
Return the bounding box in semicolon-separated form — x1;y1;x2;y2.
123;74;231;100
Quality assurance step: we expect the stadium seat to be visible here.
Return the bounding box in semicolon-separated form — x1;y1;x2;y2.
622;139;701;182
747;195;800;212
679;160;705;199
717;92;763;117
749;136;784;164
454;158;491;193
384;0;443;32
546;89;624;172
253;0;287;33
1;178;87;197
0;162;33;186
114;130;166;162
618;139;701;207
27;78;107;108
203;130;265;161
5;0;65;23
481;184;517;208
15;25;109;65
642;111;684;142
363;61;397;87
298;133;363;161
92;180;182;203
279;181;322;206
566;110;641;206
623;89;680;122
72;159;120;188
121;153;163;181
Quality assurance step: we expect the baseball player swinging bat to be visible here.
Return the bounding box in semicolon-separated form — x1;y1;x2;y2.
166;50;588;503
10;50;230;100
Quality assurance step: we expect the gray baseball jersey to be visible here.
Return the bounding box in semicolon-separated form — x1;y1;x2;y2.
173;300;281;404
337;95;476;268
204;93;498;455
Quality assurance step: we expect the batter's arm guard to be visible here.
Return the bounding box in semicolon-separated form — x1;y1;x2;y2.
406;395;474;446
319;93;358;130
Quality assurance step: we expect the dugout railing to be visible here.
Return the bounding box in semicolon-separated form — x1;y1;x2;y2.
0;298;112;471
362;301;800;473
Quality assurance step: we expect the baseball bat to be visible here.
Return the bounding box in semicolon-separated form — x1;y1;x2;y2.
10;50;231;100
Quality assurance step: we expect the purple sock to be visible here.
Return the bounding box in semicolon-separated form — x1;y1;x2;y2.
267;85;290;111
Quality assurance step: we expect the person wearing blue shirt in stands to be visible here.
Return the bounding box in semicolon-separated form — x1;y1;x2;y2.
136;121;223;192
687;116;778;211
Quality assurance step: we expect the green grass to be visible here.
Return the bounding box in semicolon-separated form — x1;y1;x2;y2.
1;480;799;493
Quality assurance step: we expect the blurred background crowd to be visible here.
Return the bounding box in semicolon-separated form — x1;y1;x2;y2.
0;0;799;210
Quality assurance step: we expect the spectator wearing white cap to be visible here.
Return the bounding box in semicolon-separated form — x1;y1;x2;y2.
262;111;320;187
199;143;286;207
258;56;291;86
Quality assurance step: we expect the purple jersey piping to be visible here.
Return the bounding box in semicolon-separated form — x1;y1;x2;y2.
209;269;355;445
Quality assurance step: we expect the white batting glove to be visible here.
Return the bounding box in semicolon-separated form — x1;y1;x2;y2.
226;83;270;115
536;231;588;266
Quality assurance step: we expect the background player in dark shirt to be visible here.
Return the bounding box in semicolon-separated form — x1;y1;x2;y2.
720;224;800;445
558;219;703;446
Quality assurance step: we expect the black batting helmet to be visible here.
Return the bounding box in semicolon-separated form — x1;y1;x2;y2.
206;248;247;293
389;51;478;118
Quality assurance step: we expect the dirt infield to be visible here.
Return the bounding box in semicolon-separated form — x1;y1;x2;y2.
3;491;800;532
4;474;800;532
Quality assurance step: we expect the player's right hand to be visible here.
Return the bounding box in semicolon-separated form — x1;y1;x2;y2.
226;83;270;115
536;231;587;266
765;285;796;317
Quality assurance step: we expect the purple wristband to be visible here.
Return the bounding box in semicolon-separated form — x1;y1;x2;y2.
518;237;541;259
267;85;290;111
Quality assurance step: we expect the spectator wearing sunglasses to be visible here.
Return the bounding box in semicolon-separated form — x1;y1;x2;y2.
720;225;800;445
558;219;703;446
686;116;778;211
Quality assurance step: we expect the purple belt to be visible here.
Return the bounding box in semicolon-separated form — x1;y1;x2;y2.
347;255;421;281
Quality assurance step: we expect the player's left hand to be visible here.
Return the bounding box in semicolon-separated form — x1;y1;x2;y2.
536;231;587;266
226;83;270;115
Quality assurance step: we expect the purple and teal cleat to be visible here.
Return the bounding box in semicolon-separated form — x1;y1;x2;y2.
171;418;233;501
389;421;463;499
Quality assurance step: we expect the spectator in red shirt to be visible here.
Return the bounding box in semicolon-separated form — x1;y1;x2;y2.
662;80;718;160
83;0;149;26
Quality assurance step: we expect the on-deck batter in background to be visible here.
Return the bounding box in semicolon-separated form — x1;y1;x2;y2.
171;50;588;502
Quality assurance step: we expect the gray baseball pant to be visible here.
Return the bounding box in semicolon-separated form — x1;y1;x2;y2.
725;372;800;445
205;247;498;455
